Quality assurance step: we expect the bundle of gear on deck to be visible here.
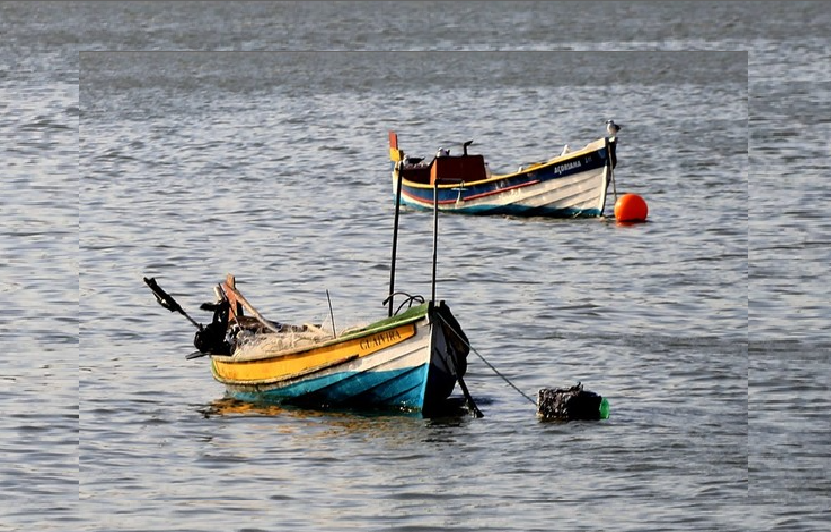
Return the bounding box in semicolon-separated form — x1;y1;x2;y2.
195;287;326;357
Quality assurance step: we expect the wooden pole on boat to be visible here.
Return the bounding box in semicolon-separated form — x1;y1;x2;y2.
431;179;439;305
326;289;336;339
429;185;483;418
222;275;280;333
388;166;404;317
606;137;618;204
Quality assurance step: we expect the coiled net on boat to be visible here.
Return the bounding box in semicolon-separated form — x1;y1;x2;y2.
231;322;369;357
232;325;329;356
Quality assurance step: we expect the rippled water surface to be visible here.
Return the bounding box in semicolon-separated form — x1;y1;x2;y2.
2;1;830;531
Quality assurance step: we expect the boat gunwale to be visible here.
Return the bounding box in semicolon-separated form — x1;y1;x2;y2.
211;302;431;364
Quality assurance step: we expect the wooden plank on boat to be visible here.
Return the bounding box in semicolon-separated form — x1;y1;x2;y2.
221;274;279;333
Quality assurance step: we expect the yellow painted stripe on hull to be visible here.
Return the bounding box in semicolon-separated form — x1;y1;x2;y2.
212;322;417;383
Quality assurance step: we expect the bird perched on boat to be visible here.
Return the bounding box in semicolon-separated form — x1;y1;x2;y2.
606;119;622;136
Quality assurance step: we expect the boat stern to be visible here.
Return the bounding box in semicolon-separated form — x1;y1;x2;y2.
421;300;470;413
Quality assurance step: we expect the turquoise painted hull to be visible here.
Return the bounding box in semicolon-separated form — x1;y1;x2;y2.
397;198;605;218
228;364;431;409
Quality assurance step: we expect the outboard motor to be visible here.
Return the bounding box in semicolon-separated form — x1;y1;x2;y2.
194;298;232;355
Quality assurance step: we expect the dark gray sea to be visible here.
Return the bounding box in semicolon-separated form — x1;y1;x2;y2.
2;1;829;531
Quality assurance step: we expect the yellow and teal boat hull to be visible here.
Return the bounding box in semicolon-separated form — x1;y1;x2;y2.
210;302;468;413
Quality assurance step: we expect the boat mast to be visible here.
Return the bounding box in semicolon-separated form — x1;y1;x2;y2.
388;168;404;317
431;179;439;305
605;137;618;204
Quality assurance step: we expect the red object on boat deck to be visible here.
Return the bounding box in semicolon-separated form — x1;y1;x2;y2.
430;154;487;185
614;193;648;222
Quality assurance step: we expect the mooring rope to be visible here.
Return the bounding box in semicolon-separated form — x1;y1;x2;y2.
436;313;537;406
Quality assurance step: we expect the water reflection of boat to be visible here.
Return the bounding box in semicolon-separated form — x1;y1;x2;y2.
199;397;287;417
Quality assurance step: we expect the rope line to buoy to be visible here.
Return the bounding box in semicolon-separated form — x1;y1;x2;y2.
436;313;537;406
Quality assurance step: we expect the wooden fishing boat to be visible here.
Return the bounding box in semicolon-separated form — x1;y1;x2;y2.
144;181;481;416
388;129;619;218
144;274;472;414
223;275;471;412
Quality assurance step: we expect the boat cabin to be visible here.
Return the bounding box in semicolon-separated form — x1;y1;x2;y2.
429;152;487;185
398;141;487;186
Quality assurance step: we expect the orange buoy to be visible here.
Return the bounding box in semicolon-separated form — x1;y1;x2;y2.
614;193;648;222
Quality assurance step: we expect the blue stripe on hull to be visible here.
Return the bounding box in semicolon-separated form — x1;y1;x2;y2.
397;197;604;218
228;364;432;410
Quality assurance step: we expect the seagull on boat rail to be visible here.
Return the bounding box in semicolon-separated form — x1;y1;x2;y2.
606;119;622;136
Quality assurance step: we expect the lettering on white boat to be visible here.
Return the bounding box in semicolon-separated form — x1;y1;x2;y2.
359;329;402;350
553;160;582;174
